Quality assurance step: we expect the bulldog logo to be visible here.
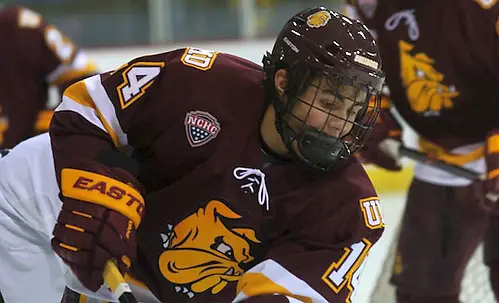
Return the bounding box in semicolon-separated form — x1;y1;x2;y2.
307;10;331;28
399;40;459;114
158;200;261;298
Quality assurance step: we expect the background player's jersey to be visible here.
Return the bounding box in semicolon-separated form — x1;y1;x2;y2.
50;48;385;302
345;0;499;150
0;6;97;148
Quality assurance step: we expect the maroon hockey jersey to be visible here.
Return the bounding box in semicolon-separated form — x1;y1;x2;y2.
345;0;499;150
50;48;385;302
0;6;97;148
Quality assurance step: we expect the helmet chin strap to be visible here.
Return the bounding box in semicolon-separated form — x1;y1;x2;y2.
279;120;350;170
296;129;351;169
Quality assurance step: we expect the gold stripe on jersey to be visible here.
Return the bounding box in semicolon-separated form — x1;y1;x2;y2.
487;134;499;154
61;168;145;228
35;110;53;133
64;81;121;148
124;273;149;290
50;61;98;86
418;137;484;166
237;272;313;303
235;259;327;302
488;168;499;180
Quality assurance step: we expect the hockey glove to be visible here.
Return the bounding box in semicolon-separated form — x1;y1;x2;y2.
52;165;144;292
358;96;403;171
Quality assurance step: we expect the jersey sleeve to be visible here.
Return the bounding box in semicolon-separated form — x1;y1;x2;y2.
49;51;172;205
232;170;385;303
49;48;223;213
6;6;98;87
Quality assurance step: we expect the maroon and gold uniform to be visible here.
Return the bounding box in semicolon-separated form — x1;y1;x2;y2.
346;0;499;150
0;6;97;148
50;48;385;302
345;0;499;301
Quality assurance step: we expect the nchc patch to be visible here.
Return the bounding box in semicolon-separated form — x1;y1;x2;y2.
184;110;221;147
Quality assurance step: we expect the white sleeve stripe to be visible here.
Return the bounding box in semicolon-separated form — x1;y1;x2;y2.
231;293;296;303
56;96;107;133
84;75;128;146
46;51;91;83
232;259;328;303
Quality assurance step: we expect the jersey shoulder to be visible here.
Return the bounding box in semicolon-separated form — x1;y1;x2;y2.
166;48;264;90
99;48;266;129
0;6;43;33
106;48;264;92
325;159;383;234
164;48;267;121
334;158;378;200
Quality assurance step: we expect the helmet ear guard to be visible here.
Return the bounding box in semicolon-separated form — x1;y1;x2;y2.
262;7;385;170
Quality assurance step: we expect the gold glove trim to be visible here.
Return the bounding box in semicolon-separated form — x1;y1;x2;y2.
61;168;144;228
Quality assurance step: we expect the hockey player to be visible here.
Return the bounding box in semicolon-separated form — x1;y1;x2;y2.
0;5;97;148
44;6;385;302
344;1;499;302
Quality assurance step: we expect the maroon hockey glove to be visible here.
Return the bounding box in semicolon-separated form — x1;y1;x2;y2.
52;167;144;292
357;96;403;171
475;130;499;213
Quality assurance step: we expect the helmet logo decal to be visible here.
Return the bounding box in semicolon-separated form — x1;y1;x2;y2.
399;41;459;115
184;111;221;147
307;10;331;28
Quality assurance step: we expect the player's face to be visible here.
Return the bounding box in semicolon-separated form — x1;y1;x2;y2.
288;76;367;138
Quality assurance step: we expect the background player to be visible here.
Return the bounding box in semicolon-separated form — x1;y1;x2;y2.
344;1;499;302
47;6;386;302
0;5;97;148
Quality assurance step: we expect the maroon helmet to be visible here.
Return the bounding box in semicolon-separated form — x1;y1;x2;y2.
262;6;385;170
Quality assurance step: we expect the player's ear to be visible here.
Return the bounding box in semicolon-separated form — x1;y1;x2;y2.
274;69;288;101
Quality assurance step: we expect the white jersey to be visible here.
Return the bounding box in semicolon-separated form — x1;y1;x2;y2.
0;133;160;302
0;133;61;234
0;133;68;303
